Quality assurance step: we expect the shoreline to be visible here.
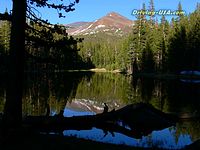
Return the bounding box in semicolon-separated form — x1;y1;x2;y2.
1;69;200;80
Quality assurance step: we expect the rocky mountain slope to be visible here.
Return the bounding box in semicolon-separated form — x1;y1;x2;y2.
66;12;134;36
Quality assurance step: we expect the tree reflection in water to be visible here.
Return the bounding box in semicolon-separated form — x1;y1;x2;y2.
0;72;200;149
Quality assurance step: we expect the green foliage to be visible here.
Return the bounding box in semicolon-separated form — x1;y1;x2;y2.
0;20;10;71
141;40;155;73
1;0;199;73
77;33;124;70
25;21;90;70
77;1;200;73
0;0;94;71
0;20;10;53
122;0;200;74
167;4;200;72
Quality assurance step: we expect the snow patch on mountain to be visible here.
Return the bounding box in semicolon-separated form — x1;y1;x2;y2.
66;12;134;36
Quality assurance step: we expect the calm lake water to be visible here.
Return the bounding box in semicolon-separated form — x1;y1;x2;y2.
0;72;200;149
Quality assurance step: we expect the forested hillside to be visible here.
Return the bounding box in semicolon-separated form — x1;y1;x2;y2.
1;1;200;74
0;9;94;72
76;1;200;74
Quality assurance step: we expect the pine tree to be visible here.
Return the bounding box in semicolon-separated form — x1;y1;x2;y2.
166;2;191;73
186;5;200;70
158;16;170;72
126;3;147;74
175;1;184;23
149;0;155;26
1;0;80;132
141;39;155;73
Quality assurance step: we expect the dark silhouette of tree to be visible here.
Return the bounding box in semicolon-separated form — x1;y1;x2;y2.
186;5;200;70
167;14;187;72
1;0;80;136
2;0;27;133
166;2;200;73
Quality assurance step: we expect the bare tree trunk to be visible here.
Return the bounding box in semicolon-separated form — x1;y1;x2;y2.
3;0;26;129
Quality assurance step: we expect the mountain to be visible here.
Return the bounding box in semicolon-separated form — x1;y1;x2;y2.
66;12;134;36
65;99;121;114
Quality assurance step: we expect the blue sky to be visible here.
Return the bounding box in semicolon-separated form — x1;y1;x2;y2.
0;0;199;24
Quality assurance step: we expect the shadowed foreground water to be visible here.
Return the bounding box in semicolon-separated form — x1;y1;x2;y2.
1;72;200;149
62;107;192;149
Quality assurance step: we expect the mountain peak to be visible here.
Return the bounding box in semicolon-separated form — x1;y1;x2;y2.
106;12;125;18
106;12;120;16
66;12;134;36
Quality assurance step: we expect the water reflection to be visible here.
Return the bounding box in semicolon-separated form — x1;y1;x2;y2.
22;72;94;116
0;72;200;149
62;108;192;150
63;127;192;149
63;108;95;117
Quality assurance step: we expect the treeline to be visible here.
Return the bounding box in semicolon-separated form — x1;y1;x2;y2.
77;32;124;70
0;11;94;72
124;1;200;74
78;1;200;74
25;20;95;71
1;1;199;73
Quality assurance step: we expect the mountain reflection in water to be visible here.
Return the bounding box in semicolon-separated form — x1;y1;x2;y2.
62;106;192;149
0;72;200;149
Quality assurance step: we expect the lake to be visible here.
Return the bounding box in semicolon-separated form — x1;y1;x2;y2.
0;72;200;149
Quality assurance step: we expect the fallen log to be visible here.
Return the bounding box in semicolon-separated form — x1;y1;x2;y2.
22;103;177;139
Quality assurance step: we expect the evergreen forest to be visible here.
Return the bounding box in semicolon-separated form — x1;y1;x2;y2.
0;1;200;74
